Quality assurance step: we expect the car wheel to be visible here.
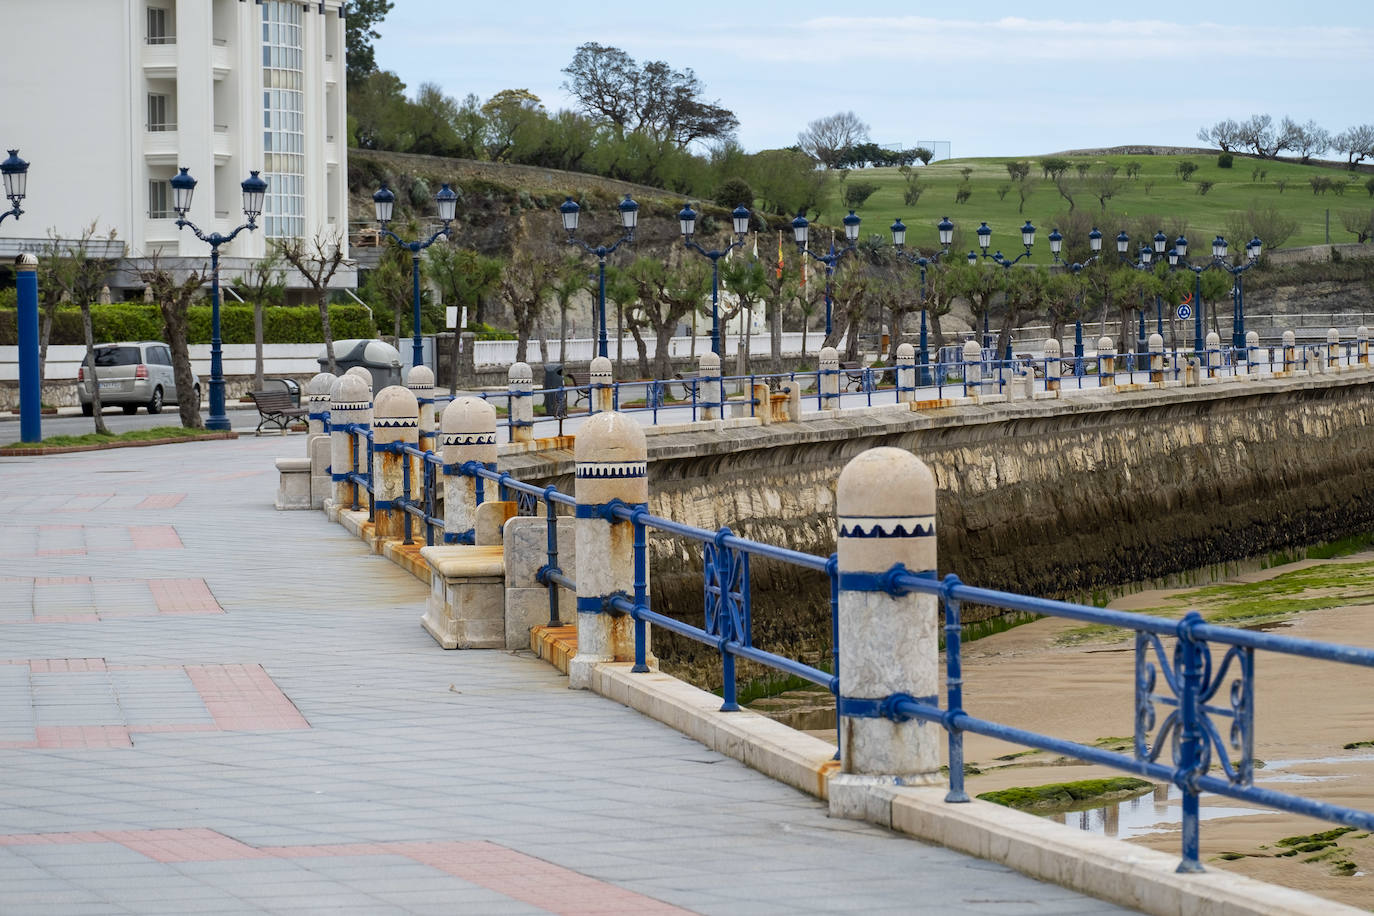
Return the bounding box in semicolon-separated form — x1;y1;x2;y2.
82;403;94;417
148;387;163;414
193;384;201;407
121;404;138;415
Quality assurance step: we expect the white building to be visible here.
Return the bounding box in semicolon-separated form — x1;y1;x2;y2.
5;0;352;293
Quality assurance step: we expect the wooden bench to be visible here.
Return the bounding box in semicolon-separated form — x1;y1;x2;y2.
560;371;589;409
839;361;868;391
248;389;308;435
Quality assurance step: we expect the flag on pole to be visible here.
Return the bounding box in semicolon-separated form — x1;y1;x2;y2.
776;231;784;279
752;232;758;261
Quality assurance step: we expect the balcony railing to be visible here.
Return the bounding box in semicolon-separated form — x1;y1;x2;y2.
145;35;175;45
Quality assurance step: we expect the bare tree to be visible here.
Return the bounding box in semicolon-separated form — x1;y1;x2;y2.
797;111;870;170
1197;119;1242;153
234;243;286;391
278;230;349;373
36;223;119;381
1340;209;1374;244
1088;166;1124;211
1334;124;1374;170
497;244;560;364
138;256;210;429
1284;117;1330;163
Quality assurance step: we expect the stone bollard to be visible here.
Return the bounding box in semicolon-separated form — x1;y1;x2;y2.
1044;338;1061;393
329;373;373;511
590;355;614;414
961;339;981;397
1327;328;1341;369
1205;332;1221;380
1097;336;1116;388
1185;357;1200;387
371;386;420;543
305;372;335;441
407;366;437;450
305;372;336;509
570;412;649;689
508;362;534;444
1310;346;1325;375
700;350;724;420
1282;330;1297;375
1359;326;1370;367
1148;333;1165;384
832;447;940;793
751;382;772;425
895;343;916;403
440;397;496;545
345;365;373;388
818;346;840;409
1245;331;1261;376
778;380;803;422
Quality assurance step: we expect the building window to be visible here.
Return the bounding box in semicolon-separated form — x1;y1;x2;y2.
146;6;170;44
260;1;305;240
148;179;171;219
147;94;173;132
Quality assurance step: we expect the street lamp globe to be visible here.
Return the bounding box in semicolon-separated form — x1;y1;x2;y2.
434;183;459;223
240;171;267;220
559;197;580;233
1020;220;1036;249
678;203;697;238
731;204;751;236
1;150;29;205
1167;248;1179;268
170;166;197;216
1048;228;1063;258
1089;227;1103;253
617;194;639;233
842;209;861;243
791;212;809;247
976;221;991;252
1176;235;1189;258
1213;235;1228;260
1153;230;1168;254
1139;244;1153;266
1248;236;1262;260
372;183;396;224
890;218;907;249
1116;230;1130;255
938;216;954;247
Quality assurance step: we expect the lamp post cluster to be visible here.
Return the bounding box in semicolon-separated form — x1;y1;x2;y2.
678;203;752;357
170;166;268;431
560;194;640;359
890;216;955;384
792;209;863;342
371;182;460;369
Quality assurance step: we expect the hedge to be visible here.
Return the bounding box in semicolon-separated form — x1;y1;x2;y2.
0;303;374;347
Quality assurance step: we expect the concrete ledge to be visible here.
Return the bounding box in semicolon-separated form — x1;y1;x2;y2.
380;539;432;583
419;545;505;578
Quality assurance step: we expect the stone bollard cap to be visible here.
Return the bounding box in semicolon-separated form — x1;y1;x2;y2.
374;384;419;420
441;396;497;435
1246;331;1260;345
333;372;372;411
1359;326;1369;340
837;447;935;574
1206;331;1220;347
307;372;337;399
1148;333;1164;349
1283;330;1296;345
1044;338;1061;357
819;346;839;365
1328;328;1340;343
345;366;373;388
699;350;721;371
1098;336;1114;351
406;365;435;389
590;355;613;379
574;411;648;506
962;340;981;359
509;362;532;384
896;343;915;360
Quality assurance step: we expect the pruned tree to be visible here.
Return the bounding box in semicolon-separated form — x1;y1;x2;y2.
1015;176;1036;214
1284;117;1330;163
137;257;209;429
624;257;710;380
497;243;561;364
1088;167;1124;211
1197;119;1242;153
797;111;870;170
1039;157;1071;181
36;223;118;381
827;258;873;360
427;243;503;330
1005;161;1031;181
551;256;587;363
234;243;286;391
1224;205;1297;251
1340;209;1374;244
1053;174;1078;212
996;266;1050;359
945;262;1001;351
721;254;769;374
1334;124;1374;170
278;230;349;373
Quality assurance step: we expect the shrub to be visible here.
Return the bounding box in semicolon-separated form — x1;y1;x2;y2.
1176;160;1198;181
1217;152;1234;168
842;180;881;209
1196;180;1215;196
954;186;972;205
0;304;374;347
714;176;754;209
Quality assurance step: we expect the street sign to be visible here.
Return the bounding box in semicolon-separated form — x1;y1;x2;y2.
1177;303;1192;321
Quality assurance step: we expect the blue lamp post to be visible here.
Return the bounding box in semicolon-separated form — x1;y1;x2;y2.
171;167;267;431
793;209;862;344
1048;225;1103;361
373;181;459;369
890;215;955;385
2;150;38;443
561;194;638;359
967;220;1037;349
1118;229;1176;347
679;203;751;356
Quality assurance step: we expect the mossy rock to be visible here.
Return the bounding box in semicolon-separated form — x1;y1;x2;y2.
976;777;1154;813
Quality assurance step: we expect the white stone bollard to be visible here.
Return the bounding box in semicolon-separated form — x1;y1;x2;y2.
961;339;981;396
328;373;373;511
895;343;916;403
1044;338;1061;393
1148;333;1165;384
1327;328;1341;369
779;380;803;421
305;372;336;509
570;412;649;689
833;447;940;787
1359;326;1370;367
590;355;614;414
1244;331;1260;376
407;365;437;451
440;397;496;545
818;346;840;409
371;385;420;543
1098;336;1116;388
508;362;534;444
1205;331;1221;380
700;350;724;420
1283;330;1297;375
345;365;372;389
1185;357;1200;387
305;372;335;441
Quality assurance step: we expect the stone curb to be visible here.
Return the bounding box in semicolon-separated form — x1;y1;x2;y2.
0;431;237;456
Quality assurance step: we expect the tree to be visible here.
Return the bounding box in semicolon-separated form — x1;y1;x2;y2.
497;244;560;364
407;82;464;157
797;111;870;170
1175;160;1198;181
624;257;710;379
234;244;286;391
358;230;415;341
344;0;394;89
842;180;881;210
482;89;545;161
997;266;1051;358
1088;167;1123;211
899;165;925;206
278;231;349;374
138;257;210;429
1015;177;1036;214
1340;210;1374;244
1039;157;1071;181
945;263;1001;349
561;43;738;147
36;223;118;380
427;244;502;330
1333;124;1374;170
349;70;412;150
1284;117;1330;163
721;255;769;374
1005;161;1030;181
747;148;830;217
1197;118;1242;153
1224;205;1298;251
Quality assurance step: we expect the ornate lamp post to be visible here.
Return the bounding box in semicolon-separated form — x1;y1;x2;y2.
890;216;954;384
1047;225;1103;361
1212;235;1262;350
0;149;29;224
678;203;751;356
560;194;638;359
372;181;459;369
967;220;1037;349
1118;229;1177;343
793;209;862;343
170;167;267;431
2;150;38;443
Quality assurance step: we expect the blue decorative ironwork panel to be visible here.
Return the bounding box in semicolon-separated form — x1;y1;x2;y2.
704;538;751;647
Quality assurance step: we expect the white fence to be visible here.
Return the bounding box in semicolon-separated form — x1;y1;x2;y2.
478;332;817;367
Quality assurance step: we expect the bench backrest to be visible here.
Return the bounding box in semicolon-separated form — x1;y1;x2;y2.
249;390;296;410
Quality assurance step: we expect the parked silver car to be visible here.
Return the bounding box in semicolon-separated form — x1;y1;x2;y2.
77;342;200;416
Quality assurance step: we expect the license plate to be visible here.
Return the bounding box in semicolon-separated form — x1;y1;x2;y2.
98;381;120;390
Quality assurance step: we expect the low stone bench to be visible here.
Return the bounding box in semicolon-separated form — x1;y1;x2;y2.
420;545;506;649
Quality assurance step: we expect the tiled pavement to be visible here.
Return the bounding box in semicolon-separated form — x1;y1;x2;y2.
0;437;1133;915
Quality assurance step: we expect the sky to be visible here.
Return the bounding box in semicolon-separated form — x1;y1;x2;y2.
374;0;1374;161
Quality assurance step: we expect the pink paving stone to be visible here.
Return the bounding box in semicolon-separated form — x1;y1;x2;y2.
136;494;186;510
129;526;183;550
30;659;108;673
184;664;309;730
35;726;132;748
106;829;272;863
34;577;92;586
32;615;101;624
150;579;222;615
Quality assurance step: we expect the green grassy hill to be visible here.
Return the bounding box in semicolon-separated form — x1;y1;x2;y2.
821;151;1371;262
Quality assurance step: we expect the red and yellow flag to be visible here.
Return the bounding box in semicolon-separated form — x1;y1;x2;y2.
776;231;784;279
